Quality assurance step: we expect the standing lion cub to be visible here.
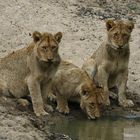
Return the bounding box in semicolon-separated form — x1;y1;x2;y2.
50;61;105;119
0;31;62;116
82;20;134;108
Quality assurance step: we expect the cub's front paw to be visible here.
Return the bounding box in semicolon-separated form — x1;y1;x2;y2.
109;91;118;100
56;105;69;114
17;99;30;107
48;93;56;102
119;99;134;108
45;104;54;112
104;97;110;106
35;109;49;117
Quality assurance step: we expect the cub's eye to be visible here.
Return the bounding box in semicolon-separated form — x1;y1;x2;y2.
82;91;87;96
52;46;57;50
113;33;118;37
42;46;46;49
123;34;128;38
90;103;95;106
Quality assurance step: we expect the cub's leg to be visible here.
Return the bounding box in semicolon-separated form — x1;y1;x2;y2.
0;80;30;108
0;80;10;96
27;76;48;116
41;82;54;112
108;77;118;100
117;71;134;108
56;94;69;114
82;59;97;82
97;65;110;105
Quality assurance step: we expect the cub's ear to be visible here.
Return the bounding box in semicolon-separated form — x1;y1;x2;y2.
32;31;42;43
81;90;88;97
54;32;62;43
106;19;115;31
80;84;89;97
126;21;134;32
76;84;87;97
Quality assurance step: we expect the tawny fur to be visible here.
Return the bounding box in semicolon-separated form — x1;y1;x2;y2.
0;31;62;116
50;61;105;119
82;20;134;108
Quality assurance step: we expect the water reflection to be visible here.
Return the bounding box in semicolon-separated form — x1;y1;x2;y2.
50;117;140;140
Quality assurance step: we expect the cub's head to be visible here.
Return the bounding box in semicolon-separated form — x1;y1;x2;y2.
106;20;134;50
80;82;105;120
32;31;62;63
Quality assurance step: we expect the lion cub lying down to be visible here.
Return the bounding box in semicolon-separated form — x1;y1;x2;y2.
50;61;105;119
0;31;62;116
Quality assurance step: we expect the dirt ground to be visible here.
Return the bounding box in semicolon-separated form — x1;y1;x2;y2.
0;0;140;139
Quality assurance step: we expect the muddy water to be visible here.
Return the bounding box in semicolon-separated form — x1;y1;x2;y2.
50;115;140;140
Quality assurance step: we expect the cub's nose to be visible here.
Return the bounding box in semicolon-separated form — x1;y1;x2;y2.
118;45;123;49
48;58;53;63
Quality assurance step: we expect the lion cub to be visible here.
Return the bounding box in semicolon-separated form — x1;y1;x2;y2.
0;31;62;116
82;20;134;108
50;61;105;119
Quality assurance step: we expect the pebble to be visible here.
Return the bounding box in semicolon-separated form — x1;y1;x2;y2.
131;71;135;75
133;78;138;81
80;37;85;41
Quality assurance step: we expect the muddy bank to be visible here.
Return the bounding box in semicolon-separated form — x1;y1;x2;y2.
0;89;140;140
0;96;72;140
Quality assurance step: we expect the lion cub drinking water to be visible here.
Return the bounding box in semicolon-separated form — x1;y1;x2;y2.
50;61;105;119
0;31;62;116
82;20;134;108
